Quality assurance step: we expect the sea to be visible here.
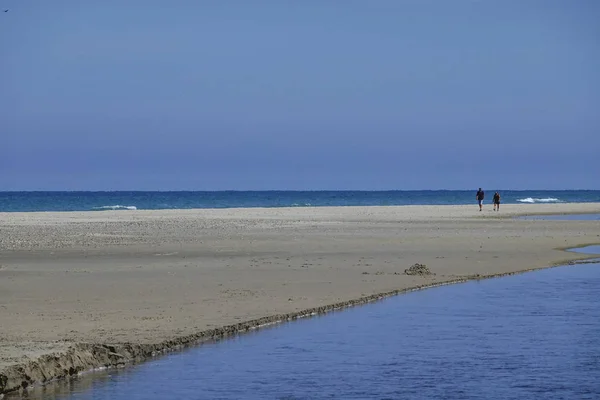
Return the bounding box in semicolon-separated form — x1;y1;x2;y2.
0;190;599;212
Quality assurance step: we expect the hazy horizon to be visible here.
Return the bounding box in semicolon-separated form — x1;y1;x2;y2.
1;188;599;193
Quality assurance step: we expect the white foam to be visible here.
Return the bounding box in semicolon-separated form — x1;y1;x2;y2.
517;198;560;204
93;205;138;210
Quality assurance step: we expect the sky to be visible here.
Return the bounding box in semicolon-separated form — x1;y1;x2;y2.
1;0;598;190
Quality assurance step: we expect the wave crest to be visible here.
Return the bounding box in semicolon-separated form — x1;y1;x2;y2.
93;205;138;210
517;197;560;204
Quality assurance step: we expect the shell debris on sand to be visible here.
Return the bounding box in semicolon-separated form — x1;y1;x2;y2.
404;263;434;276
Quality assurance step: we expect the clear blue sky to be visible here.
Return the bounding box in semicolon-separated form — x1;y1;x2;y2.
1;1;598;190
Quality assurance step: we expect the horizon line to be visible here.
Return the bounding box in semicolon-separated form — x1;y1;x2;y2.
1;189;598;193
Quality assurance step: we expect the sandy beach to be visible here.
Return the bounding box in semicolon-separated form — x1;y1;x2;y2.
1;203;600;393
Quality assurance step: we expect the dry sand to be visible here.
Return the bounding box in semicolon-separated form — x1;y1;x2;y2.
1;203;600;392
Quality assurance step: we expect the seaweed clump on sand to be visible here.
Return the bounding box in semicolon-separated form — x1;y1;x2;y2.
404;263;433;276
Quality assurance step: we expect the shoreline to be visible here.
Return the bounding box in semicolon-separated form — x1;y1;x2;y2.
1;200;599;214
2;203;600;215
2;203;600;395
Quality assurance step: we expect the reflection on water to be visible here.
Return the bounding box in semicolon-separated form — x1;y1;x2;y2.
19;260;600;400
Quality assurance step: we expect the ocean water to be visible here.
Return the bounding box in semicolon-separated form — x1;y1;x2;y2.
21;261;600;400
0;190;599;212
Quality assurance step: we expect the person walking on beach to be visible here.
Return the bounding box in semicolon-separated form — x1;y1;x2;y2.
493;191;501;211
476;188;485;211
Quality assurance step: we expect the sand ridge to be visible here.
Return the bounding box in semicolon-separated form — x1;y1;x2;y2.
1;203;600;393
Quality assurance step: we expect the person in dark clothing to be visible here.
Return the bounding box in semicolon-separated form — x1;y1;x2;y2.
476;188;485;211
493;192;501;211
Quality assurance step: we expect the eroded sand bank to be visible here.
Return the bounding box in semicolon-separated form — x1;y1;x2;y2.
1;203;600;393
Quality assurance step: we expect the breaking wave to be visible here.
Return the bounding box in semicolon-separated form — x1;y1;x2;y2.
93;205;138;210
517;198;561;204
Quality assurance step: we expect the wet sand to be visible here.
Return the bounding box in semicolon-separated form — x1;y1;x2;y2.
1;203;600;393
